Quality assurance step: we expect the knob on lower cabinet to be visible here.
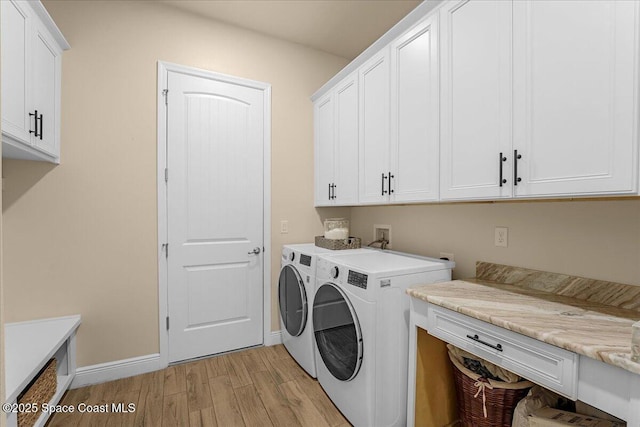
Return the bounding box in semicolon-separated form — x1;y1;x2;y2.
331;266;339;279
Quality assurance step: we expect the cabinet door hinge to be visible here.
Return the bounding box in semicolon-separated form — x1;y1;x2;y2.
164;168;168;183
166;316;170;330
162;89;168;105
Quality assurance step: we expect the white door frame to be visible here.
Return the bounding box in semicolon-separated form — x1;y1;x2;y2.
156;61;271;368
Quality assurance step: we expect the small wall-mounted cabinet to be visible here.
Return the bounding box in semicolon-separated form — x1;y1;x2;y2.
314;73;359;206
313;0;639;207
1;0;69;163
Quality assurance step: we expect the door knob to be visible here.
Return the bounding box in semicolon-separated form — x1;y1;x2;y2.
248;247;261;255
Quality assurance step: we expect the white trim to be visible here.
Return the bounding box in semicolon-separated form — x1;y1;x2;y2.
265;330;282;347
71;354;162;389
310;0;443;101
156;61;272;368
157;61;169;369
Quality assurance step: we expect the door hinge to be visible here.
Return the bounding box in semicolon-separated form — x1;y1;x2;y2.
162;89;168;105
166;316;170;330
164;167;168;183
162;243;168;258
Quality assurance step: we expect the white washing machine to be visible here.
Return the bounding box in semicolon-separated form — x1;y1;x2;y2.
312;251;454;426
278;244;372;378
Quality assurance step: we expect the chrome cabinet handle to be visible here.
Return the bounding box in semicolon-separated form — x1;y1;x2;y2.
248;247;261;255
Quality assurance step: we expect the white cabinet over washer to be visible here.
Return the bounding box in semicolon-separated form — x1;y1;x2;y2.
314;72;359;207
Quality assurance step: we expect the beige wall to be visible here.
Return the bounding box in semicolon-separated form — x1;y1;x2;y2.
349;199;640;285
2;0;348;367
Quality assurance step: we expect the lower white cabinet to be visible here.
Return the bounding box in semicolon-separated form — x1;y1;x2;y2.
427;304;578;399
1;0;69;163
408;299;640;426
5;315;81;427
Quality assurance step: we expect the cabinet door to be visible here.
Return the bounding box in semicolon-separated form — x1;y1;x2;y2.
1;0;32;144
314;93;335;206
513;1;638;197
390;15;439;203
358;49;390;204
32;22;61;158
334;75;359;206
440;0;513;200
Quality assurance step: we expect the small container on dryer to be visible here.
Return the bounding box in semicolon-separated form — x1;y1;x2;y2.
324;218;349;240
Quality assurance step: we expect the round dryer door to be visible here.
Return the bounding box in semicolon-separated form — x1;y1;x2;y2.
313;283;363;381
278;265;307;337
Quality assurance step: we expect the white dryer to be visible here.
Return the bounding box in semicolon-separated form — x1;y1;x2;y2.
278;244;371;378
312;251;454;427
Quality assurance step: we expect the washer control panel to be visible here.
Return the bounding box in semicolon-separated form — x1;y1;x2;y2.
299;254;311;267
347;270;368;289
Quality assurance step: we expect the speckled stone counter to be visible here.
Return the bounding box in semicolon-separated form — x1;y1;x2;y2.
407;262;640;375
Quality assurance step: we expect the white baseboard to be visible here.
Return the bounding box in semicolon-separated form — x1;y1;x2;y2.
72;353;164;389
265;330;282;346
72;334;282;389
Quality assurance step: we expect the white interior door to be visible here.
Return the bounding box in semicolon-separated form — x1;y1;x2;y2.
166;69;265;363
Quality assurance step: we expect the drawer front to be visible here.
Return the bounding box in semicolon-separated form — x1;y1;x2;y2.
427;304;578;399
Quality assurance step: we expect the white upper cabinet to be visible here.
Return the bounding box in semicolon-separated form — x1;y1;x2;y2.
314;93;335;206
314;73;359;207
2;0;31;145
312;0;640;206
390;15;440;203
512;0;638;197
440;0;513;201
359;49;391;204
1;0;69;163
333;75;359;206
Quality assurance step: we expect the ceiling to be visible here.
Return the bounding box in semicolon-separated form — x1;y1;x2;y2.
158;0;422;60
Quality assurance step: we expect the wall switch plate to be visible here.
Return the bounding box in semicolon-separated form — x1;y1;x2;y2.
280;220;289;234
495;226;508;247
373;224;392;248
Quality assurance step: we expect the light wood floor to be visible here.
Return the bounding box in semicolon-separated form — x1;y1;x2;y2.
49;345;350;427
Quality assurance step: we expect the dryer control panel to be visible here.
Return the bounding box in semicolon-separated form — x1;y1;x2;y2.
348;270;368;289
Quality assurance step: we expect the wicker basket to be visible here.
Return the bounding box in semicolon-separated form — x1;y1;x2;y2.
448;352;532;427
315;236;361;250
17;358;57;427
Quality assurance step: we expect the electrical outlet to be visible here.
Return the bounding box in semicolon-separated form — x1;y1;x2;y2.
495;226;508;247
439;252;455;262
280;220;289;234
373;224;392;248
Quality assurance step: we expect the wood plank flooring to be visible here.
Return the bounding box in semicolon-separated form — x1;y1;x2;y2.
48;345;350;427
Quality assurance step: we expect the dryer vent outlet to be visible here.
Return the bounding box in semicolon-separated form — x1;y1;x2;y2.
373;225;392;249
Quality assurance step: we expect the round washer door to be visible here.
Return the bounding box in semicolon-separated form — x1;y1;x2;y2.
278;265;307;337
312;283;363;381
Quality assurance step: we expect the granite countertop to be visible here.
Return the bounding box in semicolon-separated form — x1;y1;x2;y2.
407;262;640;375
